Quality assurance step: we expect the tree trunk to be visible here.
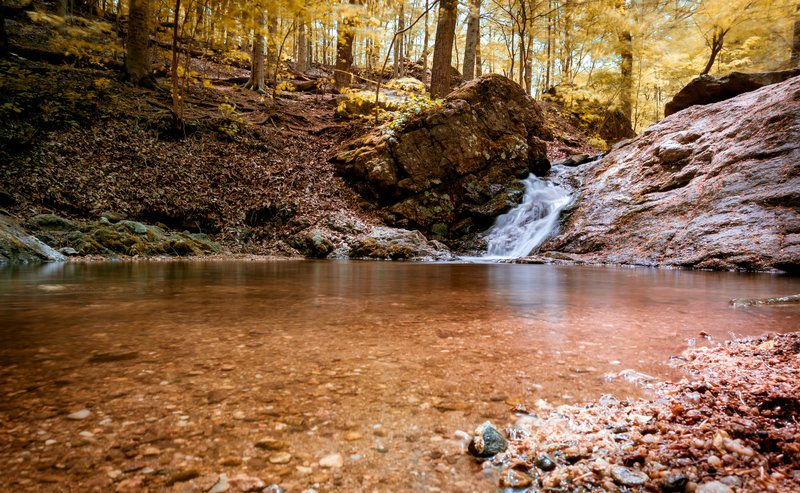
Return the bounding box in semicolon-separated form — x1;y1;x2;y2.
246;12;266;92
792;5;800;66
0;3;8;58
170;0;182;129
701;28;725;75
266;15;277;82
524;31;533;93
334;0;359;89
475;42;481;76
421;0;429;79
297;16;307;72
430;0;457;98
619;30;633;125
462;0;480;80
125;0;153;86
393;5;404;78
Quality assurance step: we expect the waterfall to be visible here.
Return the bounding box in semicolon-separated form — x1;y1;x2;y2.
483;175;571;258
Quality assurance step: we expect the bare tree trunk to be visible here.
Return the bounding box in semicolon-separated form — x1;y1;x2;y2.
475;42;481;76
430;0;457;98
334;0;359;89
619;30;633;125
266;15;277;82
462;0;480;80
125;0;153;86
393;5;404;77
422;0;429;79
170;0;182;129
524;30;533;93
245;12;266;92
297;16;307;72
701;28;726;75
792;5;800;66
545;0;551;89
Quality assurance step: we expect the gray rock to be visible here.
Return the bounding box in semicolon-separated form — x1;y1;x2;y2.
611;466;649;486
58;247;78;256
67;409;91;420
695;480;733;493
26;214;77;231
117;220;148;235
99;211;127;222
535;455;556;471
348;227;455;260
660;472;688;492
0;214;67;263
467;421;507;457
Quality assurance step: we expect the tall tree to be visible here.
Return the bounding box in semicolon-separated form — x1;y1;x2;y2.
297;16;308;72
125;0;153;86
463;0;482;80
245;10;267;92
430;0;458;98
422;0;430;80
334;0;360;88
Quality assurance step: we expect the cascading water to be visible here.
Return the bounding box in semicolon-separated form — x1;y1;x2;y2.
482;175;571;259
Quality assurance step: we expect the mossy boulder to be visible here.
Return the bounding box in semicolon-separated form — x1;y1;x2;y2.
333;74;551;240
348;227;455;260
26;214;78;232
290;231;335;258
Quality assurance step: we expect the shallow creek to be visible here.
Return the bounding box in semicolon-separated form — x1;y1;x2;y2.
1;260;799;492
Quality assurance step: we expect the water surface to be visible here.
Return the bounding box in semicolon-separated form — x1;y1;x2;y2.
1;261;798;491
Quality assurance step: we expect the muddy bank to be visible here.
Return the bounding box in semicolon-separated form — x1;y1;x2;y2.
472;332;800;492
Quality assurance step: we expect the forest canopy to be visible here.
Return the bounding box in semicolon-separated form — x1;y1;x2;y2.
4;0;800;132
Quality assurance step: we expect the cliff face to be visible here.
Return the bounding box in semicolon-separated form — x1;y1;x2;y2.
543;75;800;272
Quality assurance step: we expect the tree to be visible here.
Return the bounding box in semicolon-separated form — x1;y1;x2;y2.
245;10;267;92
791;3;800;65
334;0;361;89
125;0;153;86
430;0;458;98
463;0;482;80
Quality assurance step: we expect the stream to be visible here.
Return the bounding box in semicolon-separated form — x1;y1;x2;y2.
1;260;800;491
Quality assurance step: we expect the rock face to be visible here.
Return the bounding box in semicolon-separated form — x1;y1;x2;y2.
333;74;551;239
543;75;800;272
664;68;800;116
348;227;455;260
0;214;66;263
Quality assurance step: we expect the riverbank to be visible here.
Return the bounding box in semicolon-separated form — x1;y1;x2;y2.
481;332;800;492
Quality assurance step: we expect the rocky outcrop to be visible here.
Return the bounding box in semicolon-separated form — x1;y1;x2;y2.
0;213;66;263
333;74;551;239
664;68;800;116
541;75;800;272
348;227;455;260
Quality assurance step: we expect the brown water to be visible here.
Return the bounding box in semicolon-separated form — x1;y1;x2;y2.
1;260;799;492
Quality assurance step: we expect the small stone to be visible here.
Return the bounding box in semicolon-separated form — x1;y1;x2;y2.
166;469;200;485
319;453;344;468
719;476;742;488
143;446;160;456
227;473;265;492
221;364;235;371
269;452;292;464
499;469;532;488
116;477;144;493
67;409;91;420
376;444;388;453
535;455;555;471
79;431;94;438
45;439;57;445
344;432;362;441
255;438;287;450
467;421;507;457
696;480;734;493
660;472;688;492
208;474;229;493
611;466;649;486
707;455;722;467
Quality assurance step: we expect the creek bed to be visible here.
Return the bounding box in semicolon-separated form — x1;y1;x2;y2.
0;260;798;491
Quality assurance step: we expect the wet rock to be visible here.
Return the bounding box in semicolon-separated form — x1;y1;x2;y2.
499;469;532;488
467;421;507;457
99;211;127;222
544;75;800;272
255;438;287;451
333;74;550;239
291;231;334;258
319;453;344;468
730;294;800;308
88;351;138;363
165;468;200;485
665;68;800;116
269;452;292;464
695;480;733;493
26;214;77;231
535;455;556;471
0;214;67;263
660;472;688;492
375;444;388;453
67;409;91;420
58;247;78;256
348;226;455;260
611;466;648;486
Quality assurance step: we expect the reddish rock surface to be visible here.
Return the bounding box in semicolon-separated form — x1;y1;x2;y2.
543;75;800;272
333;74;551;239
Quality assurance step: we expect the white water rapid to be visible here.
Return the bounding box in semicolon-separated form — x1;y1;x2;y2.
482;175;571;259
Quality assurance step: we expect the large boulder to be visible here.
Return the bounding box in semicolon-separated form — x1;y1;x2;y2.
542;75;800;272
664;68;800;117
332;74;551;239
348;227;455;260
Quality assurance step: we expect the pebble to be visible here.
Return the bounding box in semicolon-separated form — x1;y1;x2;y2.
660;472;688;492
220;365;235;371
467;421;507;457
535;455;555;471
499;469;532;488
319;453;343;468
611;466;649;486
707;455;722;467
255;438;287;451
695;480;733;493
227;473;265;492
143;446;161;456
269;452;292;464
376;444;388;453
344;432;362;441
67;409;91;420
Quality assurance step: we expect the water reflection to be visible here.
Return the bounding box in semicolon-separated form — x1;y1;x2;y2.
0;261;798;491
